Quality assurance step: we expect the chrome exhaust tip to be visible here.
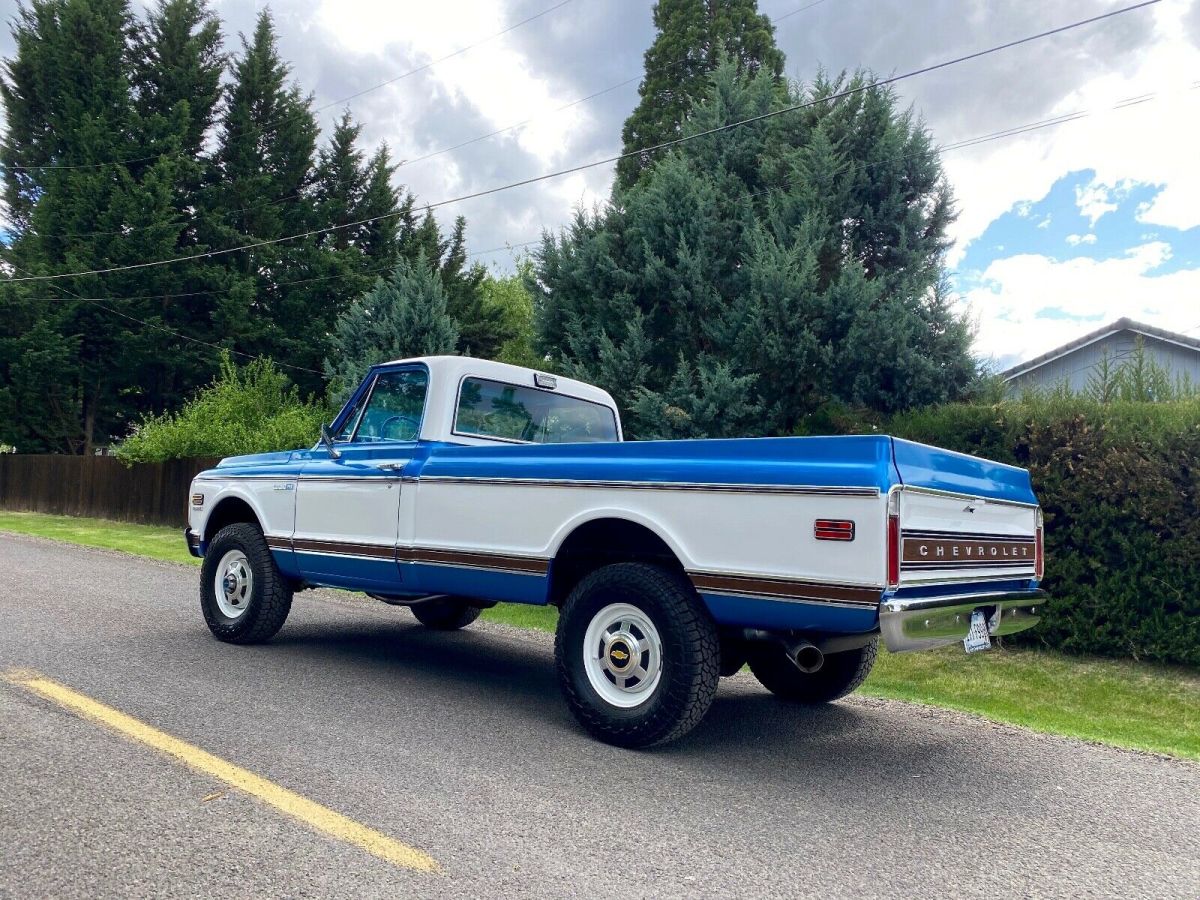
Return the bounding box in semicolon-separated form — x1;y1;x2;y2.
789;641;824;674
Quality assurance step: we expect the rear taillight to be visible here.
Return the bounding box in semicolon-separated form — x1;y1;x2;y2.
814;519;855;541
886;492;900;589
1035;508;1045;580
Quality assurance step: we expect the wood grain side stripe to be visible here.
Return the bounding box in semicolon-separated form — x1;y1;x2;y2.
290;537;396;560
396;547;549;575
689;572;881;606
272;536;549;575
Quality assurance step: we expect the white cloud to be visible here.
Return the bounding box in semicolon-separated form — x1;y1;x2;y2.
964;242;1199;364
312;1;586;168
1074;179;1132;227
942;0;1200;266
1065;233;1098;246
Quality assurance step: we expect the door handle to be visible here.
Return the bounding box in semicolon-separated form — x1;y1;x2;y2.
375;463;403;472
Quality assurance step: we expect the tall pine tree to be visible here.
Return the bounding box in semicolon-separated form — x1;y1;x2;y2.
205;9;321;390
537;61;974;439
0;0;193;452
616;0;783;191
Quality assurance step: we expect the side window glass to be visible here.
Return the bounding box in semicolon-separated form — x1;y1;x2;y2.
354;369;429;442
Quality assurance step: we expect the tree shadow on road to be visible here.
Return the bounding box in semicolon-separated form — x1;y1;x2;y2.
265;617;965;800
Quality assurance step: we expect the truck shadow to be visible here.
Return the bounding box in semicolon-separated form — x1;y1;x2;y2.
268;618;964;794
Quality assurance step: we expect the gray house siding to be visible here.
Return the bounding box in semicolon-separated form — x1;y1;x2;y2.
1002;321;1200;395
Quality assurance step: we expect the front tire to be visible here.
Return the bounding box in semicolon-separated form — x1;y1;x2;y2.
555;562;720;748
201;523;293;644
747;638;878;703
410;596;481;630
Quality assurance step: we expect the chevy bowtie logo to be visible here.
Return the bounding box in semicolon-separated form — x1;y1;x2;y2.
610;648;629;662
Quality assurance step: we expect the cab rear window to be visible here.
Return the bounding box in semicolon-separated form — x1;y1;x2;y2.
454;377;618;444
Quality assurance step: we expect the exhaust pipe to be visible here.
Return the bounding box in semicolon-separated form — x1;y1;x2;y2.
787;639;824;674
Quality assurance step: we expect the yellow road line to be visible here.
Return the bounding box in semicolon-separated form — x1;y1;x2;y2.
4;669;439;874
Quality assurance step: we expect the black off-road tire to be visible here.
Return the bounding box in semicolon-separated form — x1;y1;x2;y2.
410;597;482;630
555;562;720;749
747;638;878;703
200;523;293;644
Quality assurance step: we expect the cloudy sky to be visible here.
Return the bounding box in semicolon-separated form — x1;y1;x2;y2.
3;0;1198;369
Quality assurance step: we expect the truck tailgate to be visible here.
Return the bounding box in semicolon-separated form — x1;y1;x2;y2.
891;438;1040;585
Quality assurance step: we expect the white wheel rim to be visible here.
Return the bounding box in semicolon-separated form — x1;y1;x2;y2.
214;550;253;620
582;602;663;709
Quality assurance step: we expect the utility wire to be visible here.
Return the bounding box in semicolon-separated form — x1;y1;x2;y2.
4;1;1160;286
390;0;831;169
21;80;1186;307
2;0;573;172
2;260;324;375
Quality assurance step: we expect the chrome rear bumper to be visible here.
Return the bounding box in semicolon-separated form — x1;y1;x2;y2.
879;588;1046;653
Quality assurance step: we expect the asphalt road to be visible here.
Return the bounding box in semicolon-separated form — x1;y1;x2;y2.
1;534;1197;899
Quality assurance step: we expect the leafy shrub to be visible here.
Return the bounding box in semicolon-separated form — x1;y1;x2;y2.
117;355;333;464
889;398;1200;666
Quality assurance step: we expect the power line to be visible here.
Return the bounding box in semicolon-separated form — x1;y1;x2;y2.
4;1;1160;286
18;84;1180;309
774;0;832;23
3;260;325;375
2;0;573;173
393;0;832;169
19;239;543;305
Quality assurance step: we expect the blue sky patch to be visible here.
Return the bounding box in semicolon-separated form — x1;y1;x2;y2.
952;169;1200;285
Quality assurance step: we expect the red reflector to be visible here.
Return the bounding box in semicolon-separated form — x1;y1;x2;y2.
887;513;900;588
1035;527;1044;580
814;519;855;541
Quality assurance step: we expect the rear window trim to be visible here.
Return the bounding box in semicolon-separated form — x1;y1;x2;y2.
450;374;618;446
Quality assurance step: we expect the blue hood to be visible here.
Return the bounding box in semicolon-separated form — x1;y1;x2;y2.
215;450;299;469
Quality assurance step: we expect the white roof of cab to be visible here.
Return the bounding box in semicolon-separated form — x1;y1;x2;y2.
378;355;622;442
381;355;615;406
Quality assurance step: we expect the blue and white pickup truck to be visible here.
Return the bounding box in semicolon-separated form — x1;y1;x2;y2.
186;356;1046;747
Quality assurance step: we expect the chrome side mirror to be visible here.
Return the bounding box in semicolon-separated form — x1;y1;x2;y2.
320;423;342;459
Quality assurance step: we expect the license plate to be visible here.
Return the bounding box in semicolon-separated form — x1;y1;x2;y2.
963;608;992;654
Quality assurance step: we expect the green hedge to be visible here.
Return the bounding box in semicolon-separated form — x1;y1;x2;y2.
117;355;332;464
888;398;1200;667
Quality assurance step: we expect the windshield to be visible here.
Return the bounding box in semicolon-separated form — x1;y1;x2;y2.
454;377;618;444
339;368;428;442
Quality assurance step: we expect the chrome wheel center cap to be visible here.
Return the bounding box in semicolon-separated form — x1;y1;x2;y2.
603;632;640;676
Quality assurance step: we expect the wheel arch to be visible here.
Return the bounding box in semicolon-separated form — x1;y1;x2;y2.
202;493;264;544
547;515;691;608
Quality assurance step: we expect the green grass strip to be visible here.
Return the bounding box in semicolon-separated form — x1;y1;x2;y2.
2;509;1196;760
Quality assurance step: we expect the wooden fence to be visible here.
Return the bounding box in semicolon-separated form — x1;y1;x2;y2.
0;455;219;527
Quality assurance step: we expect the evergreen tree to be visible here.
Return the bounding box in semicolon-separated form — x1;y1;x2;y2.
0;0;189;452
616;0;783;191
536;61;975;439
0;2;508;452
206;9;321;390
324;254;460;397
132;0;223;159
126;0;228;423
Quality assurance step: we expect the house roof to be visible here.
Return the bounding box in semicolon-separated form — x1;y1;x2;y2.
1000;317;1200;381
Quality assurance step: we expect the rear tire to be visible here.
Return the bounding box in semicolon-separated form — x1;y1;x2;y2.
555;562;720;748
201;523;293;644
410;597;482;630
748;638;878;703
